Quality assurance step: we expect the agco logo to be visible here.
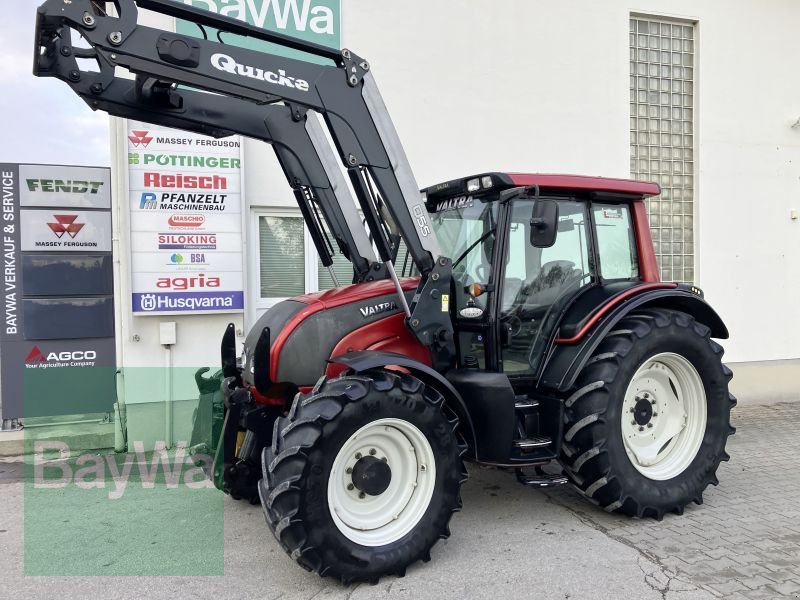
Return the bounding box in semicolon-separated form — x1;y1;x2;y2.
128;130;153;147
47;214;84;239
25;346;97;363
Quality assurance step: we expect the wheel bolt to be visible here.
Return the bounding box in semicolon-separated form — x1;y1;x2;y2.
653;412;658;417
369;448;376;456
358;492;366;499
630;407;635;413
381;457;387;462
631;421;636;426
347;483;354;491
647;423;653;429
355;452;362;459
650;399;656;405
638;426;644;432
345;467;352;474
420;464;427;472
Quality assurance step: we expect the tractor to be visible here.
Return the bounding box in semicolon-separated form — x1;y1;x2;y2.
33;0;735;584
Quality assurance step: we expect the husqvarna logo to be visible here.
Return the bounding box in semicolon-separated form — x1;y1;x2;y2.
359;301;397;319
210;53;310;92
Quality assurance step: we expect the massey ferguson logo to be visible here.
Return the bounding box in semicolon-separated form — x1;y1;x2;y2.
128;130;153;147
210;53;310;92
359;301;398;318
25;345;97;366
47;214;84;239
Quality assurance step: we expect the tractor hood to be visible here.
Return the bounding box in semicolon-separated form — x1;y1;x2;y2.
242;278;421;389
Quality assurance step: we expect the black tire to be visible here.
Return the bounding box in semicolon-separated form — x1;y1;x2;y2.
259;370;467;583
559;308;736;519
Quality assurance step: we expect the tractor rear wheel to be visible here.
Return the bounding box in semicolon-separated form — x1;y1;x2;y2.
559;308;736;518
259;370;467;583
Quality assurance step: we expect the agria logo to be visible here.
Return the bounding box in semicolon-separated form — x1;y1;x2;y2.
128;130;153;148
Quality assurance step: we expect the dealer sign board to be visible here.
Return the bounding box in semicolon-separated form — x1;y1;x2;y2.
127;121;244;315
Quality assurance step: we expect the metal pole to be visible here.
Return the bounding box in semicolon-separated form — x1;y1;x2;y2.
326;265;340;288
385;260;411;318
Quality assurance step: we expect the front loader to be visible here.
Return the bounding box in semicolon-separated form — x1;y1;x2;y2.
33;0;736;584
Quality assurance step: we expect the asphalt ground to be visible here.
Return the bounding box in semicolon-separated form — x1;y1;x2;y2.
0;403;797;600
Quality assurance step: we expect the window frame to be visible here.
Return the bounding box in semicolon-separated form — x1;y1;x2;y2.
591;202;641;282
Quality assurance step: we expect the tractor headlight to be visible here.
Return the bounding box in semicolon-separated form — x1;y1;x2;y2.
466;178;481;192
481;176;493;189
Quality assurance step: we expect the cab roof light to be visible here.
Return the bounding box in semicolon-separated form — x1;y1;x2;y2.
466;178;481;192
481;176;493;189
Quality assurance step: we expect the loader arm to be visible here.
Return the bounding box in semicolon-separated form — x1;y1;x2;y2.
34;0;455;364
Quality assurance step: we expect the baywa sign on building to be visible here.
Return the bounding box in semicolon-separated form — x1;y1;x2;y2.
127;122;245;315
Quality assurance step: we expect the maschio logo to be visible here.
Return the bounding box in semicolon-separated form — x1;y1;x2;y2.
47;215;84;239
129;130;153;147
210;53;310;92
168;214;205;228
25;345;98;368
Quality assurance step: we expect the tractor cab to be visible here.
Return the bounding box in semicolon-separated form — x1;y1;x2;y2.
423;172;661;379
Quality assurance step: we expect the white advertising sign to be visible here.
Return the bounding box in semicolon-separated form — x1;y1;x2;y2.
127;121;244;315
19;164;111;209
21;209;112;252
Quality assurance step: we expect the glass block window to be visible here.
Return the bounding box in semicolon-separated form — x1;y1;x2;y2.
630;17;695;283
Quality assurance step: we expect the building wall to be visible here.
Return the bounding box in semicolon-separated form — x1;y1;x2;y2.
114;1;799;447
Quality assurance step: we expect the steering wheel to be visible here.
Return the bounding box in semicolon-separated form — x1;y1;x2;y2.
501;314;523;338
541;260;576;274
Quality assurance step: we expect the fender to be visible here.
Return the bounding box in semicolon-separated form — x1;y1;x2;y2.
538;285;729;393
329;351;478;458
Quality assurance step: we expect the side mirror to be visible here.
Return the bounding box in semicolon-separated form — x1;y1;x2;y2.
530;199;559;248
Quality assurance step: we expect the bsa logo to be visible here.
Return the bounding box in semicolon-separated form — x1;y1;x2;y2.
168;214;205;228
47;215;84;239
129;130;153;148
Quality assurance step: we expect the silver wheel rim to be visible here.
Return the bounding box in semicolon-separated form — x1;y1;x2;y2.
327;418;436;546
621;352;707;480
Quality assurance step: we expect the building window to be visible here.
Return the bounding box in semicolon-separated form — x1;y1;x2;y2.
258;215;305;298
630;16;695;283
317;251;355;289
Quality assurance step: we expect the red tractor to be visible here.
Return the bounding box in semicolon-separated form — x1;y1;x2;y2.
35;0;735;584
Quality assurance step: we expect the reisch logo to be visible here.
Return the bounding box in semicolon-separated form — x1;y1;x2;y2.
139;192;158;210
47;215;84;239
128;130;153;147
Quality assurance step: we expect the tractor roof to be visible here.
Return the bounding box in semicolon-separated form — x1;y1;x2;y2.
423;172;661;201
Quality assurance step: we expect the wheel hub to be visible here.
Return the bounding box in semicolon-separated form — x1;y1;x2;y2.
351;455;392;496
633;396;654;426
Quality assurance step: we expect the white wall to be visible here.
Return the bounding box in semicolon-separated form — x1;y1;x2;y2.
335;0;800;363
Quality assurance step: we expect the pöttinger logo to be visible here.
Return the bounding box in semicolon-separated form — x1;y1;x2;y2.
128;130;153;147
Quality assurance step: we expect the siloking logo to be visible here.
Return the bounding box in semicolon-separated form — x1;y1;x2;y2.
168;214;205;228
25;345;97;369
48;214;84;239
158;233;217;250
129;130;153;147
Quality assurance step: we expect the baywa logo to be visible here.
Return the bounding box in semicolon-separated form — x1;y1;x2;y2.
25;345;97;368
128;130;153;148
47;214;84;239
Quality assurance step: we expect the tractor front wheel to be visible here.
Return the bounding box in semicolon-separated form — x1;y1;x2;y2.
559;308;736;518
259;370;467;583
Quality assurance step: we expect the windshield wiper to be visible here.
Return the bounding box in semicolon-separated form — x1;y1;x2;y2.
453;228;496;268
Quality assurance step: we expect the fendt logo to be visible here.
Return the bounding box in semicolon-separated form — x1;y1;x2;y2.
47;215;84;239
129;130;153;147
26;179;104;194
25;346;97;366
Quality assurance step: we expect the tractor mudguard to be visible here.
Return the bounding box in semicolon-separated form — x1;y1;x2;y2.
329;351;478;458
538;285;729;393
